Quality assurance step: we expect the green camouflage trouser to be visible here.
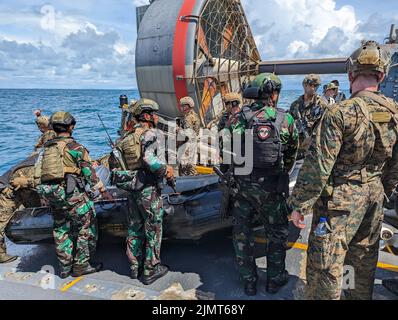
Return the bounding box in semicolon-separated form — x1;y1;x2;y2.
126;185;164;276
231;179;289;283
37;184;98;273
306;179;384;300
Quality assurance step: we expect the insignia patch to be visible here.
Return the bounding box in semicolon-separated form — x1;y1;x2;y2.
257;126;271;140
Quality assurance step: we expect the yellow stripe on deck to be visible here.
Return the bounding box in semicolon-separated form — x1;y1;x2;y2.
60;277;83;292
254;237;398;273
196;166;214;175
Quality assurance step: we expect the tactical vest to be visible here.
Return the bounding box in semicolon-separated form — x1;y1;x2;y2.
119;127;147;171
40;138;80;183
242;106;286;171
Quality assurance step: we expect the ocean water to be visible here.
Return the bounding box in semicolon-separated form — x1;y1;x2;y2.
0;88;318;173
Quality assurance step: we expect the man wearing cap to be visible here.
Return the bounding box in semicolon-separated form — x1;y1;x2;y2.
289;74;328;160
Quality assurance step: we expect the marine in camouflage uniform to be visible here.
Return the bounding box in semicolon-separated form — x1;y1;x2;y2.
37;111;109;278
288;41;397;300
289;74;328;160
114;98;174;284
227;74;298;295
178;96;201;176
0;160;41;263
332;80;347;103
33;110;56;152
218;92;243;132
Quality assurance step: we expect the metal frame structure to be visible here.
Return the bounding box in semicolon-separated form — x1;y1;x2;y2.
192;0;260;124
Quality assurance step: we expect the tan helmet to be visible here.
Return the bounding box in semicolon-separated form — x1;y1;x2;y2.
36;116;50;127
50;111;76;126
180;96;195;108
325;82;339;91
132;98;159;117
347;40;391;77
126;99;138;112
303;74;321;87
223;92;242;104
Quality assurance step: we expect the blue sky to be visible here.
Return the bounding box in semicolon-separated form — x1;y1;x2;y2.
0;0;397;89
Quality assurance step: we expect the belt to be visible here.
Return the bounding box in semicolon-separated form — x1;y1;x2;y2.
333;166;382;184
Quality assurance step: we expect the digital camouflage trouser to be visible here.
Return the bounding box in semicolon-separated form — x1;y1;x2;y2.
126;185;164;276
306;179;384;300
37;184;98;273
231;179;289;283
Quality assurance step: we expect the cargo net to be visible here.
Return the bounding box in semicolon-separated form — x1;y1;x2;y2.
193;0;261;126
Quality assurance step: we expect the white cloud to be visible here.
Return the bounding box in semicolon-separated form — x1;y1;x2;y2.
133;0;150;6
241;0;362;59
287;41;310;58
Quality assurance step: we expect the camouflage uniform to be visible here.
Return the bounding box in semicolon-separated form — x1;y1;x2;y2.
230;101;298;284
288;92;398;300
37;137;102;274
117;123;167;276
34;130;57;151
289;94;328;159
179;99;201;176
0;165;40;262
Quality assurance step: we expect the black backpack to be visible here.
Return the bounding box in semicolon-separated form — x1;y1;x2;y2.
241;105;286;170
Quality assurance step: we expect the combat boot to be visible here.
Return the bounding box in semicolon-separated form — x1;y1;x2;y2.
266;270;290;294
0;242;17;264
72;262;103;277
131;267;143;280
59;269;72;279
142;264;169;285
382;278;398;296
244;281;257;296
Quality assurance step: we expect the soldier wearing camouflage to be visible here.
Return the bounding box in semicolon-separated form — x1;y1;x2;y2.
331;80;347;103
227;73;298;296
0;161;40;263
289;74;329;160
322;82;338;105
114;98;174;284
178;96;201;176
33;110;56;151
37;111;108;278
289;40;396;300
218;92;243;132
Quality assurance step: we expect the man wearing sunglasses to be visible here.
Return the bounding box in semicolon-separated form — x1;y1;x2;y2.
289;74;328;160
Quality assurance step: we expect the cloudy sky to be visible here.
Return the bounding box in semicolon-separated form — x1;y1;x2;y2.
0;0;397;89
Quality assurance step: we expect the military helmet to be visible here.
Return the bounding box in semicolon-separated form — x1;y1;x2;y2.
180;96;195;108
243;73;282;100
253;73;282;93
36;116;50;127
50;111;76;126
347;40;391;77
223;92;242;104
303;74;321;87
126;99;138;113
325;82;338;91
132;98;159;117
